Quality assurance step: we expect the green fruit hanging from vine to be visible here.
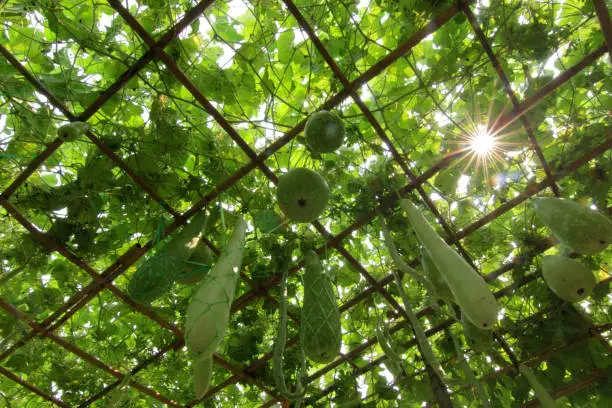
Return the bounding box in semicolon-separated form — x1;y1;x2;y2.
57;121;90;141
461;313;494;353
277;168;330;223
400;199;500;330
175;240;214;284
532;197;612;255
541;255;596;302
304;110;346;153
301;250;342;363
128;211;209;304
421;246;454;304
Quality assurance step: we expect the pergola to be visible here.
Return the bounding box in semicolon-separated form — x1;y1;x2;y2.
1;0;610;406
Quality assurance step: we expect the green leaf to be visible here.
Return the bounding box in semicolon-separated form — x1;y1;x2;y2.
277;30;294;65
215;17;243;42
433;167;462;193
253;210;284;234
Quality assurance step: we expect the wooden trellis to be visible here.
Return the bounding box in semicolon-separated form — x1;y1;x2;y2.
1;0;611;406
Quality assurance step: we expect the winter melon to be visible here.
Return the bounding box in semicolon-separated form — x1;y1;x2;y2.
277;168;330;223
532;197;612;255
541;255;596;302
300;251;342;363
175;241;214;284
57;121;90;141
304;110;345;153
128;211;208;303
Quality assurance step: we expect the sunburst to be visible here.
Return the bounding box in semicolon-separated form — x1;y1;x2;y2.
470;124;496;155
442;96;530;186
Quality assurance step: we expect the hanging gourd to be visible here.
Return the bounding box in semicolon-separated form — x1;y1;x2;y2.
57;121;90;141
272;259;307;401
184;216;247;355
461;313;495;353
399;199;500;330
532;197;612;255
304;110;346;153
379;215;448;382
175;240;215;284
378;211;439;305
127;211;209;304
300;250;342;363
519;364;557;408
420;246;455;304
374;317;404;379
541;255;596;302
184;216;247;398
192;353;213;399
277;168;330;223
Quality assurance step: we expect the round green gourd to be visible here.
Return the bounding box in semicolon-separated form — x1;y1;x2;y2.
532;197;612;255
57;121;90;141
176;241;214;284
277;168;330;223
304;110;345;153
101;133;122;151
300;251;341;363
541;255;596;302
461;313;494;353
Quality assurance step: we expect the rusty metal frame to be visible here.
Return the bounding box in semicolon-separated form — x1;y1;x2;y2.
0;0;610;406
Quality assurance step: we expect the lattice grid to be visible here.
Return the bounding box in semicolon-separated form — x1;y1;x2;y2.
1;0;611;407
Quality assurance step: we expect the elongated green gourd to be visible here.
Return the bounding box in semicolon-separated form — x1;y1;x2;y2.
273;265;306;400
421;246;455;304
541;255;596;302
378;212;437;296
184;216;247;356
532;197;612;255
300;251;342;363
519;364;557;408
128;211;209;304
374;318;404;378
193;353;213;399
379;216;447;380
399;199;500;330
176;240;214;284
461;313;494;353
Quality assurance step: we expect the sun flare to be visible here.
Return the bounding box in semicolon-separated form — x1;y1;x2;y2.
440;95;530;186
470;125;497;155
